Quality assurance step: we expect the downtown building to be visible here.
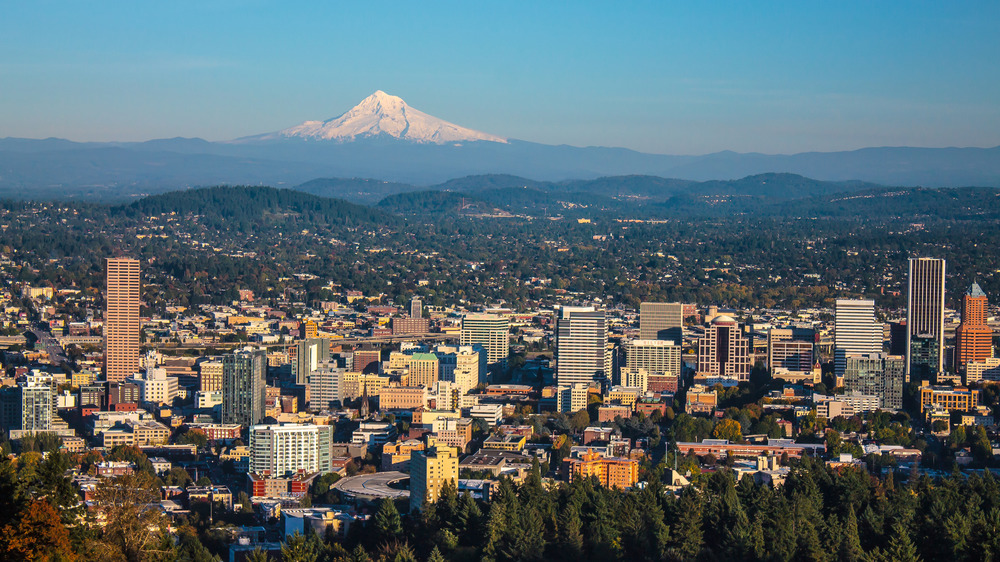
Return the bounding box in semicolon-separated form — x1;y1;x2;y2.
292;338;330;386
249;423;334;477
843;353;906;410
955;282;992;375
833;299;882;378
696;316;751;382
222;347;267;427
638;302;685;344
907;258;946;380
460;313;509;368
555;306;608;387
104;258;140;382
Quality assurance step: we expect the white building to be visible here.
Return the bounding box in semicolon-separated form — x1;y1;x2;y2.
249;424;333;477
469;404;503;427
130;367;179;406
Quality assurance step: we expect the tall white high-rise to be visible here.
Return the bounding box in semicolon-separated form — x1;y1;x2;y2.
460;314;509;367
907;257;946;379
555;306;607;386
834;299;882;377
249;423;333;477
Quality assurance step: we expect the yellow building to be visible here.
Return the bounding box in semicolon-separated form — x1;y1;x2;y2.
410;444;459;513
483;433;527;452
408;353;440;388
607;386;641;407
919;382;979;413
561;449;639;489
303;320;318;339
381;439;426;471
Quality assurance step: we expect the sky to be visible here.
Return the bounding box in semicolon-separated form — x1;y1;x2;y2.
1;1;999;154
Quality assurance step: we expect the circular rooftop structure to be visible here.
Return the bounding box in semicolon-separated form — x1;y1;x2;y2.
332;471;410;500
712;314;737;324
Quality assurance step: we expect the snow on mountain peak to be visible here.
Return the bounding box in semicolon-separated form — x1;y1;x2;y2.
273;90;507;144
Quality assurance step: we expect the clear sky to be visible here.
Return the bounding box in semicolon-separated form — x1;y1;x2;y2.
1;1;998;154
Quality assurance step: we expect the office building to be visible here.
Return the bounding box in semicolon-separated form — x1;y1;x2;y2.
843;353;906;410
561;450;639;489
293;339;329;386
639;302;684;343
696;316;751;381
249;424;333;477
352;348;381;374
768;328;817;383
966;357;1000;384
104;258;140;382
555;307;607;386
907;258;946;380
834;300;882;377
307;364;345;411
624;339;682;377
434;345;486;394
918;383;979;413
130;368;179;406
956;282;992;374
222;348;267;426
409;444;459;512
460;314;509;368
199;360;224;392
410;298;423;319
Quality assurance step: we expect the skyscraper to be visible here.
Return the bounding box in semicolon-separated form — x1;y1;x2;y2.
639;302;684;343
222;348;267;426
956;282;992;374
834;299;882;377
697;315;751;381
460;314;509;368
410;297;423;319
555;307;608;386
624;339;682;376
907;258;946;380
104;258;140;382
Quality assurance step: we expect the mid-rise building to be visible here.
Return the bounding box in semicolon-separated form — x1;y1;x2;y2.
555;307;607;386
561;450;639;489
409;444;459;512
307;364;346;411
249;424;333;477
130;367;179;406
0;378;53;435
410;298;423;319
639;302;684;343
460;314;509;368
697;316;751;381
907;257;946;380
408;353;440;388
843;353;906;410
105;258;140;382
624;339;681;377
222;348;267;427
918;383;979;413
199;360;224;392
956;283;992;374
966;357;1000;384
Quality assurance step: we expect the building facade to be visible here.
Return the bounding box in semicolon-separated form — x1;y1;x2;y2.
907;257;946;380
460;314;509;368
639;302;684;343
105;258;140;382
249;424;333;477
409;444;459;513
624;339;682;377
222;348;267;426
956;282;992;374
843;353;906;410
555;307;607;386
834;299;882;377
696;316;751;381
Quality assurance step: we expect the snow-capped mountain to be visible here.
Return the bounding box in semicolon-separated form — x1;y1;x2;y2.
252;90;507;144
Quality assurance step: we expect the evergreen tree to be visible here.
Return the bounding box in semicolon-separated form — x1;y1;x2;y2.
426;546;446;562
670;486;703;560
281;531;320;562
884;522;921;562
556;503;584;561
840;504;863;562
374;499;404;545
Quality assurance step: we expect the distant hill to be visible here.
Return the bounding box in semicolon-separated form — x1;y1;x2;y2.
116;185;390;229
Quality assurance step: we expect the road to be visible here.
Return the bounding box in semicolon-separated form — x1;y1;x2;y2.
30;324;69;365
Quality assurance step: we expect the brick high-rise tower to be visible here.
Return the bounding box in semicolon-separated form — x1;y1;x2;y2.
104;258;140;382
956;282;992;374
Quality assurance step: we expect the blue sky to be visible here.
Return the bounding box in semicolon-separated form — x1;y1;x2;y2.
1;1;998;154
